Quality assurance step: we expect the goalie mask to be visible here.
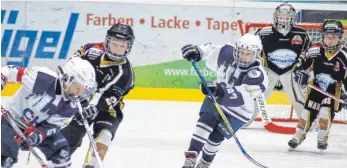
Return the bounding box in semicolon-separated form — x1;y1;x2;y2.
321;19;345;53
273;3;296;36
105;23;135;61
58;57;97;101
234;33;262;70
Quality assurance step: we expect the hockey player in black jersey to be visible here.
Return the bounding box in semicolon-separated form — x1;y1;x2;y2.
60;23;135;167
247;3;312;126
289;19;347;150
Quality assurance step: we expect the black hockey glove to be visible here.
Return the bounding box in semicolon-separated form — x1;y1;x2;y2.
199;82;224;97
340;93;347;110
294;70;310;88
181;44;203;62
74;104;99;125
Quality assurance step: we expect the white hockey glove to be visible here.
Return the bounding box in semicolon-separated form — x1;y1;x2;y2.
181;44;203;62
74;104;99;125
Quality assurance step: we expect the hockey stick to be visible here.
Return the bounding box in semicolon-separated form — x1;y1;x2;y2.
76;101;104;168
192;62;268;168
256;94;296;134
308;84;346;104
1;107;47;168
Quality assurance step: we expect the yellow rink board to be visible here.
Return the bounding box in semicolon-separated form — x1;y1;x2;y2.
1;83;291;105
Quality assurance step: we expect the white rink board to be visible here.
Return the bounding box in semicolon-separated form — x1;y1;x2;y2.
2;97;346;168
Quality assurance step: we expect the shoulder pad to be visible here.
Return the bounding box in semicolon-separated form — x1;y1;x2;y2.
21;67;57;93
257;26;273;36
85;42;105;60
305;45;321;58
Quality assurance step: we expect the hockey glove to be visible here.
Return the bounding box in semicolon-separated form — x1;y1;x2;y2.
181;44;203;62
14;127;45;151
74;104;99;125
1;74;7;91
199;82;224;97
340;93;347;110
294;70;310;88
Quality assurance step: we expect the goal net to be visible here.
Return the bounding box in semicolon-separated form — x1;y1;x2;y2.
245;22;347;125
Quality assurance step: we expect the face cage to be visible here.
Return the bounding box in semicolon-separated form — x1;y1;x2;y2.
105;35;133;61
59;74;96;102
273;12;295;36
233;47;257;69
321;32;344;52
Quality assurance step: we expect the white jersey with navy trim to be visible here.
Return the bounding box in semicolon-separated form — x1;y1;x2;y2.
1;66;77;130
199;43;269;122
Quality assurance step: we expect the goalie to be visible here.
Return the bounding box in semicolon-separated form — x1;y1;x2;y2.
289;19;347;150
246;3;311;126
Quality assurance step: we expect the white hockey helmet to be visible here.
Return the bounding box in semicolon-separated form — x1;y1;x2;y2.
233;33;263;70
58;57;97;101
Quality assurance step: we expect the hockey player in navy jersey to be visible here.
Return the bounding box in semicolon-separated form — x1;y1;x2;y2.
180;33;269;168
1;57;97;168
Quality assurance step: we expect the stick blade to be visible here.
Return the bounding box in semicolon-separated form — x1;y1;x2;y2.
264;122;296;134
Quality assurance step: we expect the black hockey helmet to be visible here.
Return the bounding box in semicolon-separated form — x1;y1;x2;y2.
273;3;296;36
321;19;345;52
105;23;135;61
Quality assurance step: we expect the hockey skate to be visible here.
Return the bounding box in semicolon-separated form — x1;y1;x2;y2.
288;136;306;149
182;151;198;168
83;164;95;168
195;159;211;168
317;140;328;150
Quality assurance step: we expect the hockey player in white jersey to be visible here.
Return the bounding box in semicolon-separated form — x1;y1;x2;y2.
1;57;97;168
181;33;268;168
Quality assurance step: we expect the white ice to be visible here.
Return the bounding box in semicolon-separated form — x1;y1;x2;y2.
2;97;346;168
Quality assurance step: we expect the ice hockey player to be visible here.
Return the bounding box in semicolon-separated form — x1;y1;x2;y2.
60;23;135;168
246;3;311;126
180;33;268;168
1;57;97;168
288;19;347;150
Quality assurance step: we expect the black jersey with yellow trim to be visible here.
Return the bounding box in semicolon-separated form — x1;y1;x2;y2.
299;44;347;101
73;42;135;112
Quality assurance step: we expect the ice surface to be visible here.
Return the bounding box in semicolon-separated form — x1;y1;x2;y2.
1;97;346;168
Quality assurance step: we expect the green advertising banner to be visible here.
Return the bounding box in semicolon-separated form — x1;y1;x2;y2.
134;60;216;88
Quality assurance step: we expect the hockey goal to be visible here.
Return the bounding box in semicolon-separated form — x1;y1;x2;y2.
245;22;347;126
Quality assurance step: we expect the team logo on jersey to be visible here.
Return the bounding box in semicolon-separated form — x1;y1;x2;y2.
333;62;340;71
268;49;297;69
291;35;303;45
315;73;336;91
247;70;261;78
70;102;77;108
